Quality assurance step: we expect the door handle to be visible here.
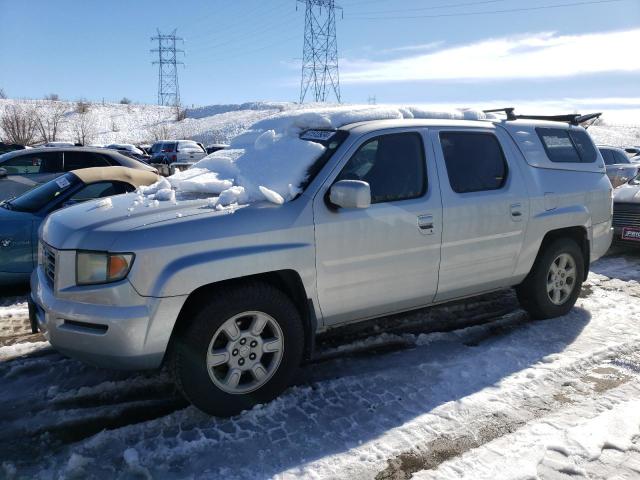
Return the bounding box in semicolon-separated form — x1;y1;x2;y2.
510;203;523;221
417;214;434;234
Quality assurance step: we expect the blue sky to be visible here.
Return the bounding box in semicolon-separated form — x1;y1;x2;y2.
0;0;638;111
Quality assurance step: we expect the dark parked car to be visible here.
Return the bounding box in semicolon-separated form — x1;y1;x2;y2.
206;143;228;155
0;142;27;154
0;142;27;155
0;147;157;201
624;146;640;157
598;146;640;188
612;172;640;248
105;143;151;162
0;166;159;286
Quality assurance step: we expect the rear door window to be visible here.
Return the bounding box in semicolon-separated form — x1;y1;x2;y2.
1;152;63;174
63;152;111;171
600;149;614;165
537;128;597;163
612;149;631;165
439;132;508;193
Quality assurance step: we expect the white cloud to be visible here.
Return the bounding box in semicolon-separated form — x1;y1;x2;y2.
378;41;445;55
340;29;640;84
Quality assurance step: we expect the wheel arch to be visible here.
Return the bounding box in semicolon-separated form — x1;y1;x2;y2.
164;269;317;365
535;226;590;281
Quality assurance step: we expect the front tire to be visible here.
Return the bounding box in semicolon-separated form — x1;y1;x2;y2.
171;282;304;416
516;238;585;320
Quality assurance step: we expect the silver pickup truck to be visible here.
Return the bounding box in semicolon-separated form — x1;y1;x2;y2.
30;109;613;416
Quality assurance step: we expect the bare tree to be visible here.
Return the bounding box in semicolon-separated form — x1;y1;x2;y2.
35;101;69;143
175;103;187;121
0;104;38;145
75;98;90;114
44;93;60;101
0;88;6;100
150;122;171;141
71;112;96;145
119;97;132;105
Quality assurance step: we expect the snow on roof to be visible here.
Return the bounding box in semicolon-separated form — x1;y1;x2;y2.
139;105;490;208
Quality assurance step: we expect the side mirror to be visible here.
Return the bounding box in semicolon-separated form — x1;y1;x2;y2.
0;168;7;179
329;180;371;209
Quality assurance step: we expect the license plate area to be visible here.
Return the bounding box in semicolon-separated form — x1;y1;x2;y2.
622;227;640;242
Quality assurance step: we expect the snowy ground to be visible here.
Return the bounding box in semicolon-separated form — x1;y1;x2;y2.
1;247;639;479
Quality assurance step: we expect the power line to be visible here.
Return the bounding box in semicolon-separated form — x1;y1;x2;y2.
346;0;627;20
298;0;343;103
151;29;185;106
356;0;508;15
188;10;299;56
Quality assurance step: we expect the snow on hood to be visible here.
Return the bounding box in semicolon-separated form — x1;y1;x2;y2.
138;105;489;209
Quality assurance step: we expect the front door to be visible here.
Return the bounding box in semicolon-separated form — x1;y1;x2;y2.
313;129;442;326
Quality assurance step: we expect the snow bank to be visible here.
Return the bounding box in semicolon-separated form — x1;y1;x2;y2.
142;105;489;208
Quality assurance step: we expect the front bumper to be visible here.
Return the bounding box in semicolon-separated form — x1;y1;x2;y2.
30;267;187;370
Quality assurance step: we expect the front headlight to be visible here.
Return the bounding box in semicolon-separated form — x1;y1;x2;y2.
76;251;135;286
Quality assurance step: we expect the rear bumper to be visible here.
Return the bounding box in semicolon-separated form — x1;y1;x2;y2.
591;220;613;261
30;267;187;370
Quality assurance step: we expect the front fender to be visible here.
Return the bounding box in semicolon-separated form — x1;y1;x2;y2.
142;242;312;298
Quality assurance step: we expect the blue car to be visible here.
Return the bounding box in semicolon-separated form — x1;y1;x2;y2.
0;167;158;286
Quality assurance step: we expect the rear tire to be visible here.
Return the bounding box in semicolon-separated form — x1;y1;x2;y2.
171;282;304;416
516;238;585;320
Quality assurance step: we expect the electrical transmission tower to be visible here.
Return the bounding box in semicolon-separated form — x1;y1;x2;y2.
151;29;185;106
297;0;342;104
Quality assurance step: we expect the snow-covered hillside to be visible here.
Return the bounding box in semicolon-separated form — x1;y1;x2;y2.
0;99;300;147
0;98;638;148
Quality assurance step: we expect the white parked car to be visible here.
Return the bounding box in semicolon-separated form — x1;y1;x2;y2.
30;107;613;416
598;146;640;187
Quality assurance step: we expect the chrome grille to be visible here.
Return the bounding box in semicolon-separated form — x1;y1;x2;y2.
613;203;640;228
42;243;57;286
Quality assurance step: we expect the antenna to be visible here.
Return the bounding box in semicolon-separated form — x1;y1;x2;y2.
297;0;342;103
151;29;185;106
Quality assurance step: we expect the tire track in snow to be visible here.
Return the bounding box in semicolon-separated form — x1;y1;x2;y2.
0;252;639;479
376;349;640;480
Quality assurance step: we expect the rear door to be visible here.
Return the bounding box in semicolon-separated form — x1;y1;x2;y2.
313;129;442;326
431;127;529;302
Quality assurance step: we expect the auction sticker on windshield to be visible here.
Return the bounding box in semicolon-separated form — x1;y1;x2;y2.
622;227;640;242
300;130;336;142
55;177;70;189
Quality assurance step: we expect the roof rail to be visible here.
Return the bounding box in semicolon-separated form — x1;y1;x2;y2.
483;108;602;126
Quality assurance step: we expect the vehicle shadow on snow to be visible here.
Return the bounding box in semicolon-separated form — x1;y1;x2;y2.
1;294;591;478
162;305;591;479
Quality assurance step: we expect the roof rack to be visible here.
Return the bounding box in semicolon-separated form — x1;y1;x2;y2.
483;108;602;126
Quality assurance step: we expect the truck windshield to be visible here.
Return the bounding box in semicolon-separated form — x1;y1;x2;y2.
4;173;80;213
299;130;349;192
